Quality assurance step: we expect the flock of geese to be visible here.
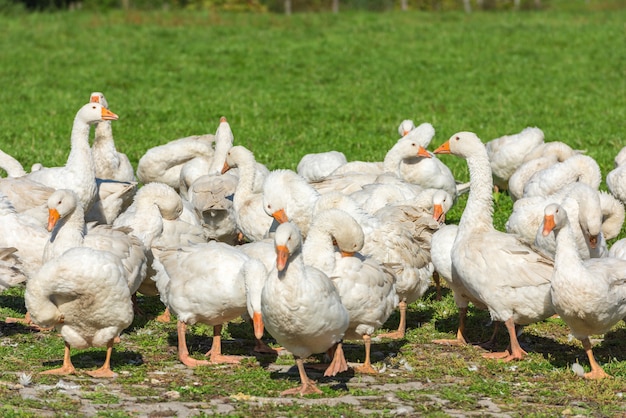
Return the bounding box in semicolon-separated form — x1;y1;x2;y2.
1;93;626;395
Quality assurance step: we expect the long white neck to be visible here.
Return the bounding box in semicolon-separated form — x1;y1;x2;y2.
43;205;86;263
302;225;336;276
458;149;495;235
67;116;95;177
382;142;408;172
209;140;233;175
553;220;585;284
232;155;257;211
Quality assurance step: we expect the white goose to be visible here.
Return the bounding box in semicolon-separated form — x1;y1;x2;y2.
506;182;608;260
508;141;580;202
222;145;275;242
302;209;397;374
25;246;133;378
261;222;349;396
485;126;545;192
542;203;626;379
263;169;320;239
179;116;234;199
89;92;135;183
25;102;118;212
154;241;253;367
434;132;555;361
321;135;432;186
44;189;147;298
522;154;602;199
136;133;215;190
398;119;416;137
313;191;440;339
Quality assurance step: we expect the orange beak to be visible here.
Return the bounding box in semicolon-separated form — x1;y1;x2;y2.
220;116;227;123
433;141;451;154
588;234;598;249
542;215;555;236
252;311;264;340
433;204;445;223
272;208;289;224
402;130;410;136
340;251;354;258
276;245;289;271
101;107;119;121
90;95;100;103
47;208;61;232
221;162;231;174
417;146;432;158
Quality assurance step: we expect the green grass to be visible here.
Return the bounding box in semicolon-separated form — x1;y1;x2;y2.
1;5;626;416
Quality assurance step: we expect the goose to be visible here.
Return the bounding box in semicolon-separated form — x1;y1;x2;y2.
313;191;440;339
542;203;626;379
179;116;234;199
302;209;398;374
25;102;118;212
261;222;349;395
25;246;133;377
44;189;147;298
89;92;135;183
506;182;608;260
508;141;580;202
296;150;347;182
136;133;215;190
222;145;275;242
606;146;626;205
154;241;253;366
263;169;320;239
349;180;424;215
434;132;555;361
485;126;545;192
398;119;415;137
522;154;602;199
324;135;432;182
113;182;194;320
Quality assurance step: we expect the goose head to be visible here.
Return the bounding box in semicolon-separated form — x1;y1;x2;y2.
274;222;302;272
47;189;80;231
542;203;569;236
434;131;483;159
77;102;118;125
398;119;415;137
432;189;454;223
89;92;109;109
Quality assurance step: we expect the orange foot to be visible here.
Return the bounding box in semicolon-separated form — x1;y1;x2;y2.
482;350;511;360
281;381;323;396
207;353;243;364
376;330;405;340
585;369;612;380
155;310;171;323
179;353;209;368
86;368;117;378
354;363;378;374
41;365;76;375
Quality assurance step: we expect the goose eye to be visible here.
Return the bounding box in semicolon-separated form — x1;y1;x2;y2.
267;204;272;210
455;136;460;141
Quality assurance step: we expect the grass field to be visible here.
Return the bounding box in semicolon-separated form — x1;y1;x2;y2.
1;4;626;416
